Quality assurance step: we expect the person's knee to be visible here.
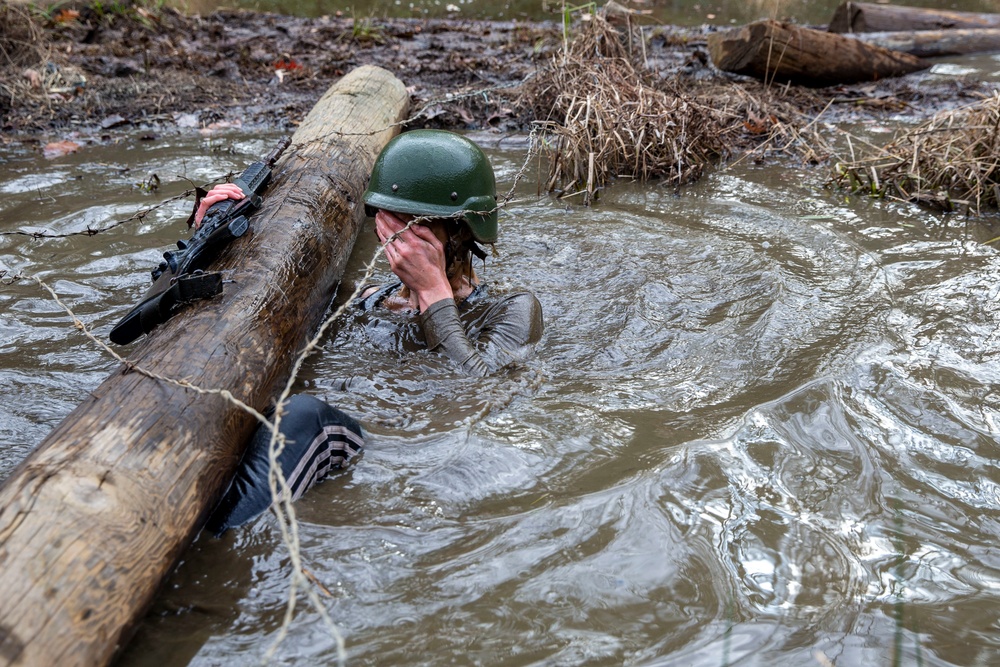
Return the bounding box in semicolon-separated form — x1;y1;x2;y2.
284;393;327;413
207;395;364;535
283;393;364;439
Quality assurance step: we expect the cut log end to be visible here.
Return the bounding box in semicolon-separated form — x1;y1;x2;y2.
828;1;861;34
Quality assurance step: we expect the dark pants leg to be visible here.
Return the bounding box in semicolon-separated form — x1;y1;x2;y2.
206;394;365;535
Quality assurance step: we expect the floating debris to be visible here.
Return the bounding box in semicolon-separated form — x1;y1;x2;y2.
198;119;243;136
101;114;128;129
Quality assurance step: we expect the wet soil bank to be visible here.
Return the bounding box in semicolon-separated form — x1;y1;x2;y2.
2;3;563;138
2;2;998;146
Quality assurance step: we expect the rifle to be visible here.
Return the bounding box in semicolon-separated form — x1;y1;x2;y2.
109;137;291;345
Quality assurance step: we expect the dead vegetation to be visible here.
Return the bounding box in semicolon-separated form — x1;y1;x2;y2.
6;0;1000;219
517;7;834;203
0;0;182;130
0;2;45;68
0;0;560;135
0;2;50;119
834;92;1000;214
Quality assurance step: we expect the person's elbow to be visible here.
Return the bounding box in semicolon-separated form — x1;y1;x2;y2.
506;292;544;346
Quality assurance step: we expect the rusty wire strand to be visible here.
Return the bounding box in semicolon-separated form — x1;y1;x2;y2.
1;269;25;285
0;175;235;240
287;73;539;155
1;75;534;243
261;126;539;663
28;274;276;430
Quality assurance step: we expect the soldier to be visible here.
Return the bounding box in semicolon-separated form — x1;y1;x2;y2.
206;130;543;533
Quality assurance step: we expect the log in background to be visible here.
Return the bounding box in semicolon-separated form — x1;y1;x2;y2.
707;20;928;87
850;28;1000;58
0;65;408;667
829;2;1000;33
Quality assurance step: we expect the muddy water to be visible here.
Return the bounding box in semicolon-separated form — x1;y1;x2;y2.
3;115;1000;666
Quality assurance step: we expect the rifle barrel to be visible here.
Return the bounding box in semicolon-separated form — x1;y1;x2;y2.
265;137;292;166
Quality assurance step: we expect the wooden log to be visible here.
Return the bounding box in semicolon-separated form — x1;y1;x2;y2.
829;2;1000;33
706;19;929;87
848;28;1000;58
0;64;408;667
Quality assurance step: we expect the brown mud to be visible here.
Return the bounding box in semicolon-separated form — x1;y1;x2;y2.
2;1;998;155
2;2;564;138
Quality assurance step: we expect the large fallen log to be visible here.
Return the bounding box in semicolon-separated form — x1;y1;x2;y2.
707;19;929;87
849;28;1000;58
0;64;408;667
829;2;1000;33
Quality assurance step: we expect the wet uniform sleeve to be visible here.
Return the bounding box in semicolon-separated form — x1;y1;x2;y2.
419;292;543;377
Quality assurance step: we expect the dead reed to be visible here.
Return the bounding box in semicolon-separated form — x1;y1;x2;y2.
0;2;46;70
0;2;54;119
834;92;1000;213
518;7;829;203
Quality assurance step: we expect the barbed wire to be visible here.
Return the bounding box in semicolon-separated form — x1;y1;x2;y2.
285;72;538;157
1;269;25;285
259;127;540;660
28;274;279;427
0;75;538;246
261;232;389;666
0;176;235;240
11;123;543;665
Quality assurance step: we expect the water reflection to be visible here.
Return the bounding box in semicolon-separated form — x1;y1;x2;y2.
3;132;1000;665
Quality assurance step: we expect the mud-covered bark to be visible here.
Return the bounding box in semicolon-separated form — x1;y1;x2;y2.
0;64;407;667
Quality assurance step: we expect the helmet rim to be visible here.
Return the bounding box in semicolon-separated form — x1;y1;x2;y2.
362;130;499;244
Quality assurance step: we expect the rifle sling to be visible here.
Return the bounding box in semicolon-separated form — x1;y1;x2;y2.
109;272;224;345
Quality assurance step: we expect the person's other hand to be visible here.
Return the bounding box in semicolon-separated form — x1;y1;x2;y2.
194;183;245;229
375;210;452;311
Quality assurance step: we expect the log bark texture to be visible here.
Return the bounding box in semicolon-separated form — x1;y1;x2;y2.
0;64;408;667
829;2;1000;33
707;19;929;87
848;28;1000;58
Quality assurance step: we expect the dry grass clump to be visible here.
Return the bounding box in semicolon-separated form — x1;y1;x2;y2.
835;93;1000;213
518;8;826;203
520;12;717;203
1;2;53;119
0;2;46;69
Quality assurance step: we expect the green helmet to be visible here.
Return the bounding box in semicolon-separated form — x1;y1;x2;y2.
363;130;499;244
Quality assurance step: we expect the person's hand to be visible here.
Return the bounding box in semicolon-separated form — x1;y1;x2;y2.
194;183;245;229
375;210;452;311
